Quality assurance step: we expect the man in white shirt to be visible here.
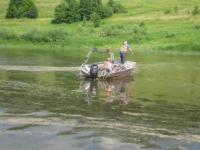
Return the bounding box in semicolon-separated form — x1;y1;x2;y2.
120;41;132;64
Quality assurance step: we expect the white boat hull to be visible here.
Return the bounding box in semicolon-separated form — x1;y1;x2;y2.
80;61;136;79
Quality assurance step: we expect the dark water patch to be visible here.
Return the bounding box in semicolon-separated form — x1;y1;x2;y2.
75;131;99;139
57;130;76;136
154;94;164;98
7;124;39;131
137;97;152;102
155;129;178;136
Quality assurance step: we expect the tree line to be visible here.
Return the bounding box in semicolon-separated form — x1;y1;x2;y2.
6;0;127;26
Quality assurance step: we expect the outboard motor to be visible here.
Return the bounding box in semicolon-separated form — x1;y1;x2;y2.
90;64;98;79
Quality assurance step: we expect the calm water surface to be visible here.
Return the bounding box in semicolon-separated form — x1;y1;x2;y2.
0;50;200;150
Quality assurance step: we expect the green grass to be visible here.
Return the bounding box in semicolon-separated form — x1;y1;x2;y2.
0;0;200;53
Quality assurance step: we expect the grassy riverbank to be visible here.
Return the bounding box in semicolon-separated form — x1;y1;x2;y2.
0;0;200;54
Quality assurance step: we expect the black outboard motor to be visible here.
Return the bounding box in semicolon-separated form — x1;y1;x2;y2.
90;64;98;79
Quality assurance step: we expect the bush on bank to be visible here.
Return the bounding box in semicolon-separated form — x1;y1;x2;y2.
6;0;38;19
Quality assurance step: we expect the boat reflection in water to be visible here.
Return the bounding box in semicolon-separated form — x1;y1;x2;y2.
79;77;134;105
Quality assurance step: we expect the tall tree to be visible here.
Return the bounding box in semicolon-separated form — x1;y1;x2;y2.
65;0;80;23
53;0;80;24
6;0;17;18
6;0;38;19
79;0;102;20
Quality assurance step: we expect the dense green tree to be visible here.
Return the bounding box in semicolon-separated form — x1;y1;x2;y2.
79;0;102;20
6;1;17;18
192;5;199;16
53;2;68;23
107;0;127;14
53;0;115;24
6;0;38;19
64;0;80;23
52;0;80;24
22;0;38;18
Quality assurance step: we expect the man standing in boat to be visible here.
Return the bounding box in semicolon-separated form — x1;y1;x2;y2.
120;41;132;64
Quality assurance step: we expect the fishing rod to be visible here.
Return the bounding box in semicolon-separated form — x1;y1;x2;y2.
80;48;102;67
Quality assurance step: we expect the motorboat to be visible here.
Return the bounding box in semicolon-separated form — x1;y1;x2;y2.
80;48;136;79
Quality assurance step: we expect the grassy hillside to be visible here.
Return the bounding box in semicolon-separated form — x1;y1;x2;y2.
0;0;200;53
0;0;61;18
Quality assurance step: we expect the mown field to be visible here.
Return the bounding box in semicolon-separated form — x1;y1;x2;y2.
0;0;200;54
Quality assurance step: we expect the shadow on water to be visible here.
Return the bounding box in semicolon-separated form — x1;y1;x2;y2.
7;124;39;131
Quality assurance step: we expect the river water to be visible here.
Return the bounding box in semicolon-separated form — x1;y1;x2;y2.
0;50;199;150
